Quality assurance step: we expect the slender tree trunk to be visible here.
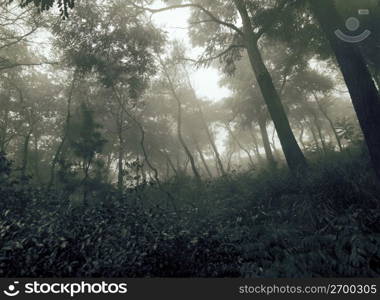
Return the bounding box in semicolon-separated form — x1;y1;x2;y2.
165;161;170;179
309;120;321;151
226;147;234;172
249;126;263;162
104;153;113;183
0;98;10;153
313;94;343;151
183;157;190;174
33;135;41;183
234;0;307;171
225;123;255;169
311;111;327;153
198;108;226;176
159;59;201;182
162;151;178;177
258;117;276;167
182;66;226;177
20;129;32;178
80;156;93;206
214;150;222;176
310;0;380;178
117;113;124;193
298;125;306;151
271;125;277;153
195;142;213;178
48;72;78;188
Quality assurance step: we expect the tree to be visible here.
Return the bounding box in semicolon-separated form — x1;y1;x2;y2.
66;102;106;204
308;0;380;178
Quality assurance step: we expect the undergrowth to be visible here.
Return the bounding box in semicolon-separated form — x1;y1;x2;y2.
0;148;379;277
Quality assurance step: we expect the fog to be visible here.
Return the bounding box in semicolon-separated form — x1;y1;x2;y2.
0;0;379;278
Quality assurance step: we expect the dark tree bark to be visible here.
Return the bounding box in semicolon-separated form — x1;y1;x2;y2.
20;128;32;178
309;0;380;179
234;0;307;172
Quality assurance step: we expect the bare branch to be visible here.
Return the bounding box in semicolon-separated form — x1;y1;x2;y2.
0;61;59;71
127;1;244;37
178;44;245;66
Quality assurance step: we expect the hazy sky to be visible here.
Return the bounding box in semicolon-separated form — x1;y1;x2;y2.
150;1;232;102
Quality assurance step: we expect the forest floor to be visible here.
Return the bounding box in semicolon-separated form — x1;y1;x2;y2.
0;146;379;277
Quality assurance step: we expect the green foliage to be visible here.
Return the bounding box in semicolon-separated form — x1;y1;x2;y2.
0;150;379;277
10;0;74;18
68;103;106;162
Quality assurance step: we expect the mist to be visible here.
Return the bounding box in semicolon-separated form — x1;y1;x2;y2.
0;0;379;278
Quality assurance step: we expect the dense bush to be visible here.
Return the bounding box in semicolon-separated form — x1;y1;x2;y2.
0;150;379;277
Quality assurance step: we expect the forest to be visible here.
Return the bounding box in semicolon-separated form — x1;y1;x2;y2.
0;0;379;277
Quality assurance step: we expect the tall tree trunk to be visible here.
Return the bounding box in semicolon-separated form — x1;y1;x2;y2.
310;0;380;178
234;0;307;171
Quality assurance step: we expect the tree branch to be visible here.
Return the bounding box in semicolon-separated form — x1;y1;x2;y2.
178;44;245;65
0;61;58;71
127;1;244;37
